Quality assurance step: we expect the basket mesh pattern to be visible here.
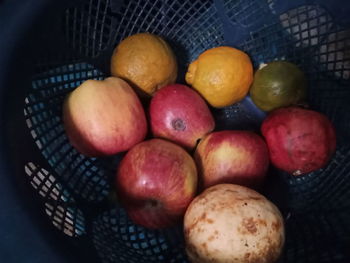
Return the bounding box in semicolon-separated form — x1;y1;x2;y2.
92;208;187;262
21;0;350;262
64;0;114;58
25;63;111;202
24;162;86;237
282;211;350;262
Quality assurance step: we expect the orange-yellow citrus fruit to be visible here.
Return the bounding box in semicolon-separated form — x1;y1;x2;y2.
185;46;253;108
111;32;177;96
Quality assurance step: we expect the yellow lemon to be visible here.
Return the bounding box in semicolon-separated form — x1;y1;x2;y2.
186;46;253;108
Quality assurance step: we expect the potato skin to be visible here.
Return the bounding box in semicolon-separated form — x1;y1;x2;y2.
184;184;285;263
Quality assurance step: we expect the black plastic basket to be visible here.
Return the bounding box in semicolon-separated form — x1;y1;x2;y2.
0;0;349;262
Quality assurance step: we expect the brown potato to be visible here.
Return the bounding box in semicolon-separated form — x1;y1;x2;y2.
184;184;285;263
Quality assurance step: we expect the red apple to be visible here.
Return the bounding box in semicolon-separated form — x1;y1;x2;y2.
195;130;269;190
261;106;336;176
63;77;147;157
150;84;215;149
116;138;198;229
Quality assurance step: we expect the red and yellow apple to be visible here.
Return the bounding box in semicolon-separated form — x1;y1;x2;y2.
62;77;147;157
261;106;336;175
195;130;269;190
150;84;215;149
115;138;198;229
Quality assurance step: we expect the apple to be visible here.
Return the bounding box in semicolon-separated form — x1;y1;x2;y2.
261;106;336;175
115;138;198;229
63;77;147;157
150;84;215;149
194;130;269;190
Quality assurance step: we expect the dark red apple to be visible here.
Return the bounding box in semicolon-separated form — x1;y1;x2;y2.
116;138;198;229
261;106;336;176
150;84;215;149
63;77;147;157
195;130;269;190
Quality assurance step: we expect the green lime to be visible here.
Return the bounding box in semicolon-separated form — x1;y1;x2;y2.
250;61;307;112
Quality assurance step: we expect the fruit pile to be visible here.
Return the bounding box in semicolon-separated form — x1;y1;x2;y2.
62;32;336;263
